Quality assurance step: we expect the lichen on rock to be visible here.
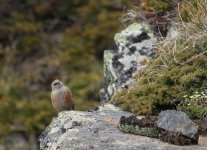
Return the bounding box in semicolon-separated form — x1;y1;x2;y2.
100;23;157;103
118;115;159;138
119;124;159;138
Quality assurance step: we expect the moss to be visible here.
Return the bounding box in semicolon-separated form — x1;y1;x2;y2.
118;124;159;138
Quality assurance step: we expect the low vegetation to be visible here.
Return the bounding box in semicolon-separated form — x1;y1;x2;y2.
112;0;207;119
178;91;207;119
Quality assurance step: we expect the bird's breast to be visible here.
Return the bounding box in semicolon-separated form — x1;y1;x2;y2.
51;89;66;111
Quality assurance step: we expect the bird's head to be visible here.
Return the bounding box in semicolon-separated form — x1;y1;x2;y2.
51;79;64;90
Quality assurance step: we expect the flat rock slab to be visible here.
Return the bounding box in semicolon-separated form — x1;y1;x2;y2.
39;104;207;150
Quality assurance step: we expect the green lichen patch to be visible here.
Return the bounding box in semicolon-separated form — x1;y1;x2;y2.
114;23;154;44
118;116;159;138
119;124;159;138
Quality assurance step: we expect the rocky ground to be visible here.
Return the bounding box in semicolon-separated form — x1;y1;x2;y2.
39;104;207;150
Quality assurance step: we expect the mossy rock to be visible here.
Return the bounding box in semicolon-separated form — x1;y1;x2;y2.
118;116;159;138
119;124;159;138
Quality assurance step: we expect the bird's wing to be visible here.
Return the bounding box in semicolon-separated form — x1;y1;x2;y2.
64;89;74;110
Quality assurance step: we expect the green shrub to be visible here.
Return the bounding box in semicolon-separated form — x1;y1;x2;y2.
177;91;207;119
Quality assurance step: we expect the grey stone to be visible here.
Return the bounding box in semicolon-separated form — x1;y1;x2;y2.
99;88;109;102
39;105;207;150
3;132;30;150
157;110;199;145
0;145;5;150
100;23;157;102
166;26;179;40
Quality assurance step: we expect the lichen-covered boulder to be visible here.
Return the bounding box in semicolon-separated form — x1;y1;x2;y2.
38;104;134;150
39;105;207;150
100;23;157;102
156;110;199;145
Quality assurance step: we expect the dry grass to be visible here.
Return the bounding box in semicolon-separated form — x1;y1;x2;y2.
136;0;207;83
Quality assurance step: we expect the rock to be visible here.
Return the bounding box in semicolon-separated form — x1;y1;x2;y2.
39;104;207;150
194;116;207;135
2;132;39;150
3;132;30;150
156;110;199;145
0;145;4;150
100;23;157;102
166;26;179;40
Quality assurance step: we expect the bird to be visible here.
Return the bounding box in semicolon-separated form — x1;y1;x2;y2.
51;79;74;112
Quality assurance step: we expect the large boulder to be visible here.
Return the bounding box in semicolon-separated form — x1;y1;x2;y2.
39;104;132;150
39;105;207;150
156;110;199;145
100;23;157;102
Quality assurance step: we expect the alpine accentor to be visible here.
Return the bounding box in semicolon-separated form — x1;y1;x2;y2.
51;79;74;112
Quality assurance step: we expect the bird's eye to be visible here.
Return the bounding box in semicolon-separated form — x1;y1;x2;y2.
53;82;58;85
